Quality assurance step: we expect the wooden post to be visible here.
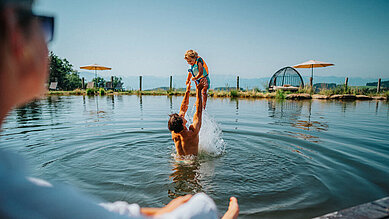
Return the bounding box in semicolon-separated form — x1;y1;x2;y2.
110;76;114;90
345;77;348;89
139;76;142;91
82;77;85;89
377;78;381;93
310;77;313;87
170;76;172;90
237;76;239;90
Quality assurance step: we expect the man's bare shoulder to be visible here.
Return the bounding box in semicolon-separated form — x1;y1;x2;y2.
188;125;199;135
171;132;181;140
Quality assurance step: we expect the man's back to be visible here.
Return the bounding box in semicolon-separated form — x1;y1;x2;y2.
172;125;199;156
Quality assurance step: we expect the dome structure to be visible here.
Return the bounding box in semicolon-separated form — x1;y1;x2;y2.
268;67;304;91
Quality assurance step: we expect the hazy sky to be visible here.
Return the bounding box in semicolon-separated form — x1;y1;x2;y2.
35;0;389;79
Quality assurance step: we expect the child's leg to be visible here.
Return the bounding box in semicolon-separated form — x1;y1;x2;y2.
201;85;208;109
202;80;209;109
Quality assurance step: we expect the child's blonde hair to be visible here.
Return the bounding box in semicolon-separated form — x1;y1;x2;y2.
184;50;198;60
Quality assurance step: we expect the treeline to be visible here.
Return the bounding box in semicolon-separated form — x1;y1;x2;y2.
49;52;122;91
366;80;389;88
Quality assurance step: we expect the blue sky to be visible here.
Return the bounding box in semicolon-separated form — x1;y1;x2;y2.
35;0;389;79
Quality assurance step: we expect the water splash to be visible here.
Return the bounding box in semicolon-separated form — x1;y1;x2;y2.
197;111;226;157
179;106;226;158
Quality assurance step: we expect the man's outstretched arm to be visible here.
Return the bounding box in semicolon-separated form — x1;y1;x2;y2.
179;81;191;117
191;81;204;134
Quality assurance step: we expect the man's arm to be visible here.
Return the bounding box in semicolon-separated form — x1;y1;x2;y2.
179;81;191;116
186;72;192;85
191;81;204;134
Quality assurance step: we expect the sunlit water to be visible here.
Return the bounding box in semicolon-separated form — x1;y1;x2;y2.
1;95;388;218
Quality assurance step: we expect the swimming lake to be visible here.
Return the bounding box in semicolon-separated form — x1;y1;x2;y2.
1;95;388;218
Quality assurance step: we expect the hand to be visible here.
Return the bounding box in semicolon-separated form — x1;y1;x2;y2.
154;194;192;216
196;79;205;90
191;77;196;81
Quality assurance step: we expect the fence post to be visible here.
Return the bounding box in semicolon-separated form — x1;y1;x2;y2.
237;76;239;90
377;78;381;93
170;76;172;90
139;76;142;91
345;77;348;89
82;77;85;89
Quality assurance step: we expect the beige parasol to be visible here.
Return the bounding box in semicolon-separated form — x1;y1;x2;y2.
80;64;112;86
293;60;334;86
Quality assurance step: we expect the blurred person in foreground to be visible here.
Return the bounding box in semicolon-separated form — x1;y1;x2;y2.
0;0;239;218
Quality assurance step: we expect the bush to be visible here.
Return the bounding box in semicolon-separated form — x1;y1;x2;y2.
86;88;96;95
298;86;312;94
384;91;389;98
319;88;334;96
230;90;238;97
275;89;286;99
70;89;83;95
99;88;105;95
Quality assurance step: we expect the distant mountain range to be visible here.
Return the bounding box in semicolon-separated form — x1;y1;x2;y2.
79;71;387;90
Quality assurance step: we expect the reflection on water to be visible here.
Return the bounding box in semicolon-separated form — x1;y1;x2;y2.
16;101;43;124
266;99;328;158
169;96;173;112
234;98;239;129
267;99;303;126
168;160;202;199
267;99;328;136
138;95;144;130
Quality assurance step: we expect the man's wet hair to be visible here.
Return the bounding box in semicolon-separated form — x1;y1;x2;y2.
168;113;184;133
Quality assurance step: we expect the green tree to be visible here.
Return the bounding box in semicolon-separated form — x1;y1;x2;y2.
49;52;81;90
64;72;82;90
93;77;106;88
112;76;123;89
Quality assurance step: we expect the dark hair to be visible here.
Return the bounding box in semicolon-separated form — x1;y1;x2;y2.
168;113;184;133
0;0;34;42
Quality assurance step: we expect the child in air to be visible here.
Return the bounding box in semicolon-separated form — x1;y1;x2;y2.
184;50;210;109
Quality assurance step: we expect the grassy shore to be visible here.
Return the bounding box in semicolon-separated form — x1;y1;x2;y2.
47;88;389;100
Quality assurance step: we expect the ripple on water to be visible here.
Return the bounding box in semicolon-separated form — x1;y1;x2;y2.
1;96;388;219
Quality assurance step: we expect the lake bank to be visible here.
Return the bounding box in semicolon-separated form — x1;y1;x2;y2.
47;89;388;100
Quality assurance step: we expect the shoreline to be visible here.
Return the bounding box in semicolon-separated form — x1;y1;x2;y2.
46;90;388;101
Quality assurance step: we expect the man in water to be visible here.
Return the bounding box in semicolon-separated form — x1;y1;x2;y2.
168;80;204;156
0;0;239;218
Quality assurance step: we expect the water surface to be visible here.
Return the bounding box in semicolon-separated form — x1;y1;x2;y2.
1;95;388;218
